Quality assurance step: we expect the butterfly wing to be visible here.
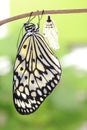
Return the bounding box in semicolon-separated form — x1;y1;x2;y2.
13;32;61;115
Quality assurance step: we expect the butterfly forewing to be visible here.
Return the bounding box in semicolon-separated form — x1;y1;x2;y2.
13;25;61;115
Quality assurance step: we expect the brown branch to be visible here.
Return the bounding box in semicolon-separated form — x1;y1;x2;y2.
0;9;87;26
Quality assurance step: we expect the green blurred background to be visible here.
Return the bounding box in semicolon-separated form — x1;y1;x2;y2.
0;0;87;130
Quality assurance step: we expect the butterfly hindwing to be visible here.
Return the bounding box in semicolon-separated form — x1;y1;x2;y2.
13;27;61;115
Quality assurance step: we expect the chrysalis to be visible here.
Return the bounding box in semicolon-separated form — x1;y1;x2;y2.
13;14;62;115
43;15;60;50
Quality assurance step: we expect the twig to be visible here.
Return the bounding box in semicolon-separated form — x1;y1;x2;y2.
0;9;87;26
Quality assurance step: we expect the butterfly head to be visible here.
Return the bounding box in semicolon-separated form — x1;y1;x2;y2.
24;23;39;33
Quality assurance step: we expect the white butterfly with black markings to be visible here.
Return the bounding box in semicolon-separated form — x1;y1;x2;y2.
13;17;62;115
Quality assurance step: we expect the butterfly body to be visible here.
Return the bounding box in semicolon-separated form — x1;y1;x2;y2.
13;23;61;115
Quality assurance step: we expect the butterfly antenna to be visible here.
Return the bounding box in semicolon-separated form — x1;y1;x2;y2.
17;25;24;47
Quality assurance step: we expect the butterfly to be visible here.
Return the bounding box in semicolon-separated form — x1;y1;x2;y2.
13;16;62;115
